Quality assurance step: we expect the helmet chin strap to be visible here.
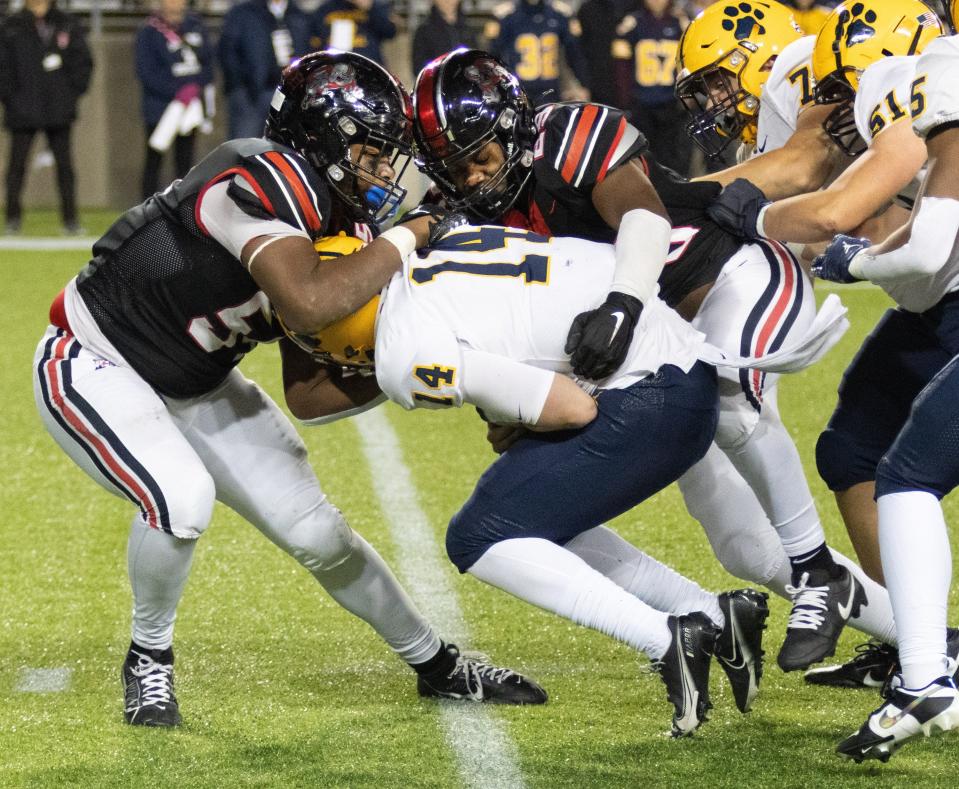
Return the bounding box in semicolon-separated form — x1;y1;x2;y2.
364;185;403;220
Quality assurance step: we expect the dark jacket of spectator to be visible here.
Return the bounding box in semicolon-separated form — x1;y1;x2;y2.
316;0;396;63
411;1;477;75
218;0;315;99
0;4;93;130
136;12;214;126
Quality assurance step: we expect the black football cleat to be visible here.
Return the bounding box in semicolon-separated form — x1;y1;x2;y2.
715;589;769;713
837;676;959;763
652;612;721;737
804;640;899;689
122;643;182;727
778;566;866;672
417;644;547;705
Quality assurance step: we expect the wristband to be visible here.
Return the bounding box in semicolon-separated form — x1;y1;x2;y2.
755;204;770;239
378;225;417;260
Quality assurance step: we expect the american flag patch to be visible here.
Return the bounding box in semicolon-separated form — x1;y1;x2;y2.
917;10;940;27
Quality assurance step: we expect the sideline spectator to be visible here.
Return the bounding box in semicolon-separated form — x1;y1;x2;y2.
315;0;397;63
411;0;477;75
218;0;316;139
0;0;93;235
135;0;214;199
484;0;589;104
612;0;691;174
577;0;639;108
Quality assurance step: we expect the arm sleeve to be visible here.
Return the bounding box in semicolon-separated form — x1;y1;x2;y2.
851;197;959;283
912;38;959;139
459;349;554;426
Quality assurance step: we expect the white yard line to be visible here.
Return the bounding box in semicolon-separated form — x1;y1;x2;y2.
14;667;73;692
0;238;96;252
354;408;527;789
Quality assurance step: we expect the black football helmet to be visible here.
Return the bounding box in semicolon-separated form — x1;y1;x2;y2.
265;50;413;226
412;49;537;221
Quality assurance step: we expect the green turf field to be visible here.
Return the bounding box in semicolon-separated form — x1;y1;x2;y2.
2;227;958;787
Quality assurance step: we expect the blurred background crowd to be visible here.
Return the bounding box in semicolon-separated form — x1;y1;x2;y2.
0;0;918;232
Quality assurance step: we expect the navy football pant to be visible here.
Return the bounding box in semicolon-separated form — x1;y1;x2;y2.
447;362;718;572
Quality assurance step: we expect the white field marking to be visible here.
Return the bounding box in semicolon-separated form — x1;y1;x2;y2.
354;408;527;789
0;237;97;252
14;667;73;692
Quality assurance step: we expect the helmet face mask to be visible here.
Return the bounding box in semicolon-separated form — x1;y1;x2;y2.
265;51;414;227
413;49;537;221
812;69;864;156
676;62;754;158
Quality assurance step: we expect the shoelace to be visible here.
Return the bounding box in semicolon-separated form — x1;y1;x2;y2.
449;656;517;701
130;654;174;706
784;572;829;630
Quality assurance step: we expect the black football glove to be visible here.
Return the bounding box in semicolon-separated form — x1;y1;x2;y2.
706;178;771;241
396;204;469;247
564;291;643;380
811;234;869;283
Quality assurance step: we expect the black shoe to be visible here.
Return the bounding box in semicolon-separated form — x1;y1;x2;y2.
715;589;769;713
62;221;85;236
416;643;547;705
777;566;866;672
4;218;21;235
122;643;182;727
652;612;720;737
804;640;899;689
837;676;959;763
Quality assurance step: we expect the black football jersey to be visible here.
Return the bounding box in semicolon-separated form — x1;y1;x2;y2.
76;138;331;398
498;102;740;308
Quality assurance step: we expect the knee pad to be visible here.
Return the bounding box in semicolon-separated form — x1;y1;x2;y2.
281;498;355;573
815;426;877;492
713;398;761;451
164;471;216;539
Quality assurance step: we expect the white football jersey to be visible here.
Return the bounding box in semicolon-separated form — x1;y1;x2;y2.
911;34;959;140
754;36;816;156
374;229;706;412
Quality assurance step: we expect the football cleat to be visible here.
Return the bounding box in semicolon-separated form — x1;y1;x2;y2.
804;640;899;689
122;643;181;727
777;566;866;672
715;589;769;713
652;612;721;737
416;643;547;705
836;676;959;763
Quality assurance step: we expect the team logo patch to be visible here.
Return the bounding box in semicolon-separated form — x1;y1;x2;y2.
464;59;512;101
721;2;767;39
834;3;877;49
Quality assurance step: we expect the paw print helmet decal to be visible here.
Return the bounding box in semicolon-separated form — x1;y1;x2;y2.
676;0;803;158
811;0;942;156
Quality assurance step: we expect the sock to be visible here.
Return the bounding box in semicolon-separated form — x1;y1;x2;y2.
127;516;196;651
128;641;174;664
789;541;841;579
721;413;828;562
312;531;442;665
565;525;724;628
468;537;672;659
878;491;951;688
409;642;456;677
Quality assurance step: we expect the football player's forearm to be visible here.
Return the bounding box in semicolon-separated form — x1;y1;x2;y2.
529;374;597;431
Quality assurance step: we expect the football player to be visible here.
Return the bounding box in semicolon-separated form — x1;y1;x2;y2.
282;227;852;735
32;51;546;729
675;0;846;200
813;29;959;761
411;48;899;676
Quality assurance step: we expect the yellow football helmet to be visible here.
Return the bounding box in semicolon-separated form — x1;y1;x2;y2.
811;0;942;154
277;232;380;369
676;0;803;157
951;0;959;34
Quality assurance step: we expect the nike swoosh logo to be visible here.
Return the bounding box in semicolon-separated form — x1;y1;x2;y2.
700;40;717;48
877;687;946;729
719;617;747;671
837;581;857;620
756;137;767;153
608;311;625;346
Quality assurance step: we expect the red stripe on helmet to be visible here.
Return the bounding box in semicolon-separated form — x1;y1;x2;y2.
415;56;448;156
